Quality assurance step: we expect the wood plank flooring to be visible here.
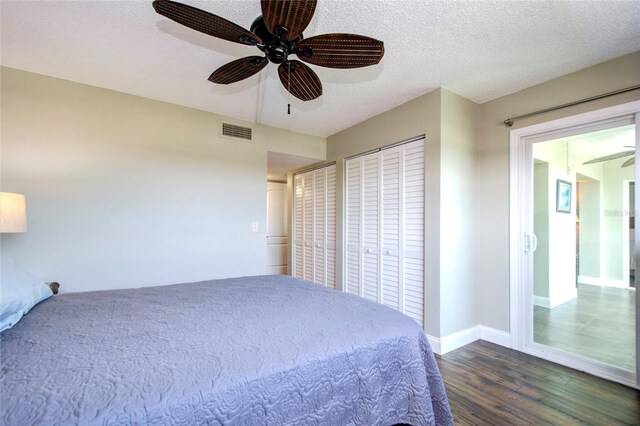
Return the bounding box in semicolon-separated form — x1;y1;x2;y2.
436;340;640;425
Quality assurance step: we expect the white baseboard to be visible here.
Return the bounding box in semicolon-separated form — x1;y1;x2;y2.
428;326;512;355
578;275;628;288
533;295;550;308
426;334;441;355
479;326;512;348
440;326;480;354
549;287;577;309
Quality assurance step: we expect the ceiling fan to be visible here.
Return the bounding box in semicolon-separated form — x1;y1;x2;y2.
583;148;636;168
152;0;385;105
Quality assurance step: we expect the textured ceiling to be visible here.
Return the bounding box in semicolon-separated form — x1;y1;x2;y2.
1;1;639;137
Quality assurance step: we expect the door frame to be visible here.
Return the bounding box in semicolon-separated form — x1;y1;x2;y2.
509;100;640;389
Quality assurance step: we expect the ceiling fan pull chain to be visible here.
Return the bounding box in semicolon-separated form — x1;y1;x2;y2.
287;62;291;115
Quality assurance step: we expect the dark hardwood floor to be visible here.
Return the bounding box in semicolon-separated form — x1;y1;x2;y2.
436;340;640;425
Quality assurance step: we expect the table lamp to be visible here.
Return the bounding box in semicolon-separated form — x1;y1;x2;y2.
0;192;27;233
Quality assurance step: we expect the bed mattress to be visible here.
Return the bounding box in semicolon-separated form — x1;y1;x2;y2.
0;275;452;425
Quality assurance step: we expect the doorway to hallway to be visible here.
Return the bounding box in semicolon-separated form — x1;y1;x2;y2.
510;100;640;388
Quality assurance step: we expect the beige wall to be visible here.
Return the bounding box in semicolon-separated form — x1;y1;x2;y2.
477;51;640;331
326;88;480;338
327;88;443;336
3;48;639;340
440;90;480;336
0;67;325;293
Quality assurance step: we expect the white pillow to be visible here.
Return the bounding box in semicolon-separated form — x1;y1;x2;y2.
0;257;52;332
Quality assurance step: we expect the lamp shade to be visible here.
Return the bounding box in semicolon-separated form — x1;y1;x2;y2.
0;192;27;233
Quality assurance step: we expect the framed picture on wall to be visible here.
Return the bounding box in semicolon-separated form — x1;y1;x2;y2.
556;179;572;214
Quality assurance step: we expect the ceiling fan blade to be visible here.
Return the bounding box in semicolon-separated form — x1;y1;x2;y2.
209;56;268;84
261;0;317;42
622;157;635;168
295;33;384;68
153;0;261;46
278;60;322;101
583;150;635;165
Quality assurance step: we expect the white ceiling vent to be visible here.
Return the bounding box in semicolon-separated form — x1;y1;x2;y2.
221;123;253;141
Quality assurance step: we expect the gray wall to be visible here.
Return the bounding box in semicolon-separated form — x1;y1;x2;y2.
533;162;550;300
578;179;601;278
602;160;635;280
0;67;325;293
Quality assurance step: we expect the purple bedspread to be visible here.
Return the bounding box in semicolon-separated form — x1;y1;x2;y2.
1;275;452;425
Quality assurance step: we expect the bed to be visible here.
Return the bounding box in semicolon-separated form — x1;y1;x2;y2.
1;275;452;425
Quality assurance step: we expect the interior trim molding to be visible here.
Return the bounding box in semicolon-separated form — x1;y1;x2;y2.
578;275;628;289
440;326;480;354
428;326;513;355
479;326;512;348
426;334;441;355
533;295;550;308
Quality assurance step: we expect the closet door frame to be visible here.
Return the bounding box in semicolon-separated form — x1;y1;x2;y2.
343;136;426;326
292;163;337;286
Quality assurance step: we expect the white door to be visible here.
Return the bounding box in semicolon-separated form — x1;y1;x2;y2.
266;182;288;275
362;152;380;302
302;172;314;282
325;166;337;289
345;138;425;327
292;165;337;287
401;140;426;326
313;168;326;285
293;174;304;279
345;158;363;296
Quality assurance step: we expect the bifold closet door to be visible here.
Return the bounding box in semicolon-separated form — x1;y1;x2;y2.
345;158;362;296
324;167;337;289
313;168;326;285
303;172;314;282
294;174;304;280
292;165;336;288
401;140;425;326
345;139;425;327
381;147;401;311
362;153;380;302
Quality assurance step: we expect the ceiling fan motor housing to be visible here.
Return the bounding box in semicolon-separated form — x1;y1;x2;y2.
251;16;303;64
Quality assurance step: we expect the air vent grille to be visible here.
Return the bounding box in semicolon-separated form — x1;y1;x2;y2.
221;123;252;141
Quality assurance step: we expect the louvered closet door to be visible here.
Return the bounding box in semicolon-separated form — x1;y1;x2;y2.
325;166;337;289
381;147;401;310
302;172;314;282
292;165;336;287
344;138;425;328
362;152;380;302
345;158;362;296
313;168;326;285
402;140;425;326
293;174;304;280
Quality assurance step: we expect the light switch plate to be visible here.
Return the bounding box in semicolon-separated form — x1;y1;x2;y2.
252;222;259;232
